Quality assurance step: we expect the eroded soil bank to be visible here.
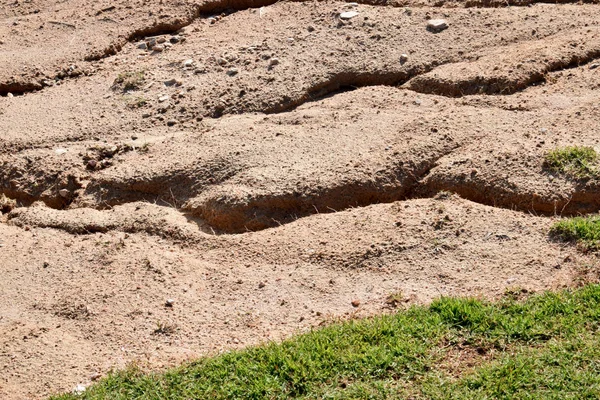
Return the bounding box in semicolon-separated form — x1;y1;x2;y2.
1;0;600;398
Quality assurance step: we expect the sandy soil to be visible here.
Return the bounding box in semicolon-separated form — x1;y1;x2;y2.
1;0;600;398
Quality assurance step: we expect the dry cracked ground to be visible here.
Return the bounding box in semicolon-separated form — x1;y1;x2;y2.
2;0;600;398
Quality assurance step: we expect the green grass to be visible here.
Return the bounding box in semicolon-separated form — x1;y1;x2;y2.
52;285;600;399
113;71;145;92
544;146;599;179
551;216;600;251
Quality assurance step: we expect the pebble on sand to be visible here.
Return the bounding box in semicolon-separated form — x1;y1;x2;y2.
340;11;359;20
427;19;448;33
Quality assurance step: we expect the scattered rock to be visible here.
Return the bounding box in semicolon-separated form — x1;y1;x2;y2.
152;44;165;52
137;42;148;50
54;148;67;155
170;35;182;44
227;68;239;76
86;160;97;170
7;92;14;98
165;299;175;307
163;79;181;87
167;120;177;127
183;59;194;68
216;57;228;66
90;372;101;381
307;25;315;32
340;11;359;20
351;299;361;307
258;282;266;288
156;37;166;44
399;53;409;64
427;19;448;33
269;58;279;67
158;95;170;102
58;189;70;198
590;63;600;70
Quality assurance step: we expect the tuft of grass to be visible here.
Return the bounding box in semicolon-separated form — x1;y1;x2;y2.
125;96;148;109
113;71;145;92
551;215;600;251
544;146;599;179
385;291;405;308
153;321;177;336
51;285;600;400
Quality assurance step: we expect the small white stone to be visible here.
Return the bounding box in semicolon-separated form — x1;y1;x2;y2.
183;59;194;68
399;54;409;64
340;11;359;20
54;148;67;155
73;384;86;394
427;19;448;32
226;68;239;76
158;95;170;102
6;92;13;98
59;189;70;198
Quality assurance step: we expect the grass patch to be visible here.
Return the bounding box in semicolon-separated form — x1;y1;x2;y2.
544;146;599;179
52;285;600;400
125;96;149;109
551;215;600;251
113;71;146;92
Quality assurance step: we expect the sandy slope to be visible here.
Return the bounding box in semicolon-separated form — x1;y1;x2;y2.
1;0;600;398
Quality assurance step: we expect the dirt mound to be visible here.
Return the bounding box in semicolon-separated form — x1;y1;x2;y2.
2;0;600;398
